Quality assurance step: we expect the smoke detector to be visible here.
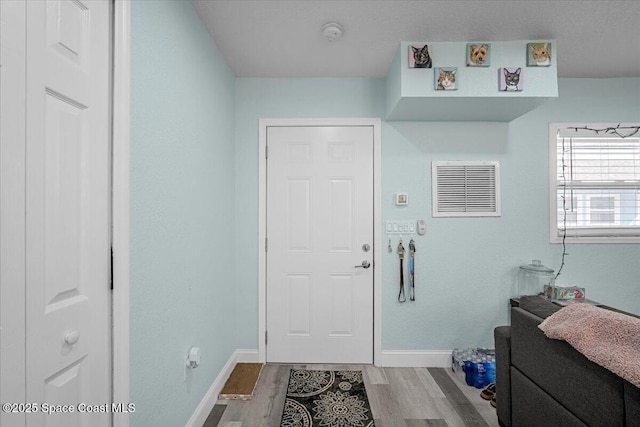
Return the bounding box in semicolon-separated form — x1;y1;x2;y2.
321;22;344;42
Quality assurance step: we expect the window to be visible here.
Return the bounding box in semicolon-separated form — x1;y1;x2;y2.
432;161;500;217
549;123;640;243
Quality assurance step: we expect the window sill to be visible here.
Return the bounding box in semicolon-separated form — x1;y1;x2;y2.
550;235;640;244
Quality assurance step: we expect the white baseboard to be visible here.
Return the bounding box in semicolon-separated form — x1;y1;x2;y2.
185;348;259;427
379;350;452;368
234;348;259;363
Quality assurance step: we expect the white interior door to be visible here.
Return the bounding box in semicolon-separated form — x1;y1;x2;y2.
25;1;111;426
266;126;374;364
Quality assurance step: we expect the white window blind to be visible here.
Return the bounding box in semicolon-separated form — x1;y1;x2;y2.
550;123;640;242
432;161;500;217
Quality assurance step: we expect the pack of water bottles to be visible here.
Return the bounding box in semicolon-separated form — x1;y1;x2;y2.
451;347;496;389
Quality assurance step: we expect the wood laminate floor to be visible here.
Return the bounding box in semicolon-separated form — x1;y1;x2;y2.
203;364;499;427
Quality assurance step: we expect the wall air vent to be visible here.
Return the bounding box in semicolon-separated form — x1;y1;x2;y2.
432;161;501;217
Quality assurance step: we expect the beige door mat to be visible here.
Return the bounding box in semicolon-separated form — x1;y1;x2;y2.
218;363;264;400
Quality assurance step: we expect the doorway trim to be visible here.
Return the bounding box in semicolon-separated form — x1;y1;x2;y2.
258;118;382;366
112;1;131;425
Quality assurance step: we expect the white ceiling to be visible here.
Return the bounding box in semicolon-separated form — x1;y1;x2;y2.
192;0;640;79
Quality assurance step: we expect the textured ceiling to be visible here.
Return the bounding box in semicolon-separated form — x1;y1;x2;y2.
192;0;640;79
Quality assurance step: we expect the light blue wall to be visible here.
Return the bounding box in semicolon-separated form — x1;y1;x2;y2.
383;78;640;350
130;1;236;426
234;77;640;352
234;79;385;348
129;4;639;420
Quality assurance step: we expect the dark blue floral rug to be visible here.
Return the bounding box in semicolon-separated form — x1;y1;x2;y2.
280;369;375;427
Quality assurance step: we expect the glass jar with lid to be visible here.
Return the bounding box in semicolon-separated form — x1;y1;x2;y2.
516;259;554;297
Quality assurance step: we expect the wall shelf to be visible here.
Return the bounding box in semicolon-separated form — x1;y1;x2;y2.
385;41;558;122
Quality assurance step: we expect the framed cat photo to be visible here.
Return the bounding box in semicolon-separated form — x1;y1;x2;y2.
499;67;523;91
435;67;458;90
409;44;432;69
466;43;490;67
527;42;551;66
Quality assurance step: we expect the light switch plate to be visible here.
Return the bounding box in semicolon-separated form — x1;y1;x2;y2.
386;220;415;234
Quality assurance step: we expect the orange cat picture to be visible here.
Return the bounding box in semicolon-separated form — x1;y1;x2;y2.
528;42;551;66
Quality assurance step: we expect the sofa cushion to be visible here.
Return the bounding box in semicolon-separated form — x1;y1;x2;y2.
511;307;625;426
511;367;587;427
519;295;560;319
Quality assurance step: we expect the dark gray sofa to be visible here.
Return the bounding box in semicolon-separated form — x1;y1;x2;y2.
494;296;640;427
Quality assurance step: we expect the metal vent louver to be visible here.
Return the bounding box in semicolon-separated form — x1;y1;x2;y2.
432;161;501;217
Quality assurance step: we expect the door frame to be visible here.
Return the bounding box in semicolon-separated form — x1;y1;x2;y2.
112;0;131;426
0;2;27;424
258;118;382;366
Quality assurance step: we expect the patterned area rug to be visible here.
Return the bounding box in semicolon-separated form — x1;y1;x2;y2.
280;369;375;427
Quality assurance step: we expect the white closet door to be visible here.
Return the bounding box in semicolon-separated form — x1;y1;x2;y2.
24;1;112;426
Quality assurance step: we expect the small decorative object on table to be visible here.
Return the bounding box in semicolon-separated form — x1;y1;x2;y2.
516;259;554;297
544;284;585;301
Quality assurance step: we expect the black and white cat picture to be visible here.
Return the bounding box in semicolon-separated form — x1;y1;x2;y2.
409;45;432;69
499;67;523;91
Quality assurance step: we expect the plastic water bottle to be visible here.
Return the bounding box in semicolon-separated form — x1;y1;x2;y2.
464;358;475;386
485;356;496;385
451;349;460;373
474;357;486;389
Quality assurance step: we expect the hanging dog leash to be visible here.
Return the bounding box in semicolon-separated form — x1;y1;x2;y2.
409;239;416;301
397;240;406;303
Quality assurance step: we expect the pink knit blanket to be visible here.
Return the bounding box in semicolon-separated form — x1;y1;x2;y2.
538;303;640;388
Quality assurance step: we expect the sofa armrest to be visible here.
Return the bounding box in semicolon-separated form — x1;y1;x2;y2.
494;325;511;427
511;307;625;426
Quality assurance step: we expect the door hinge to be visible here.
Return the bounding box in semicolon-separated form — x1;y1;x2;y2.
265;237;268;252
265;331;268;345
110;246;114;290
265;144;268;159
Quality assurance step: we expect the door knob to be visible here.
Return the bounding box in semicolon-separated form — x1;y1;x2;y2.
64;330;80;345
354;260;371;269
